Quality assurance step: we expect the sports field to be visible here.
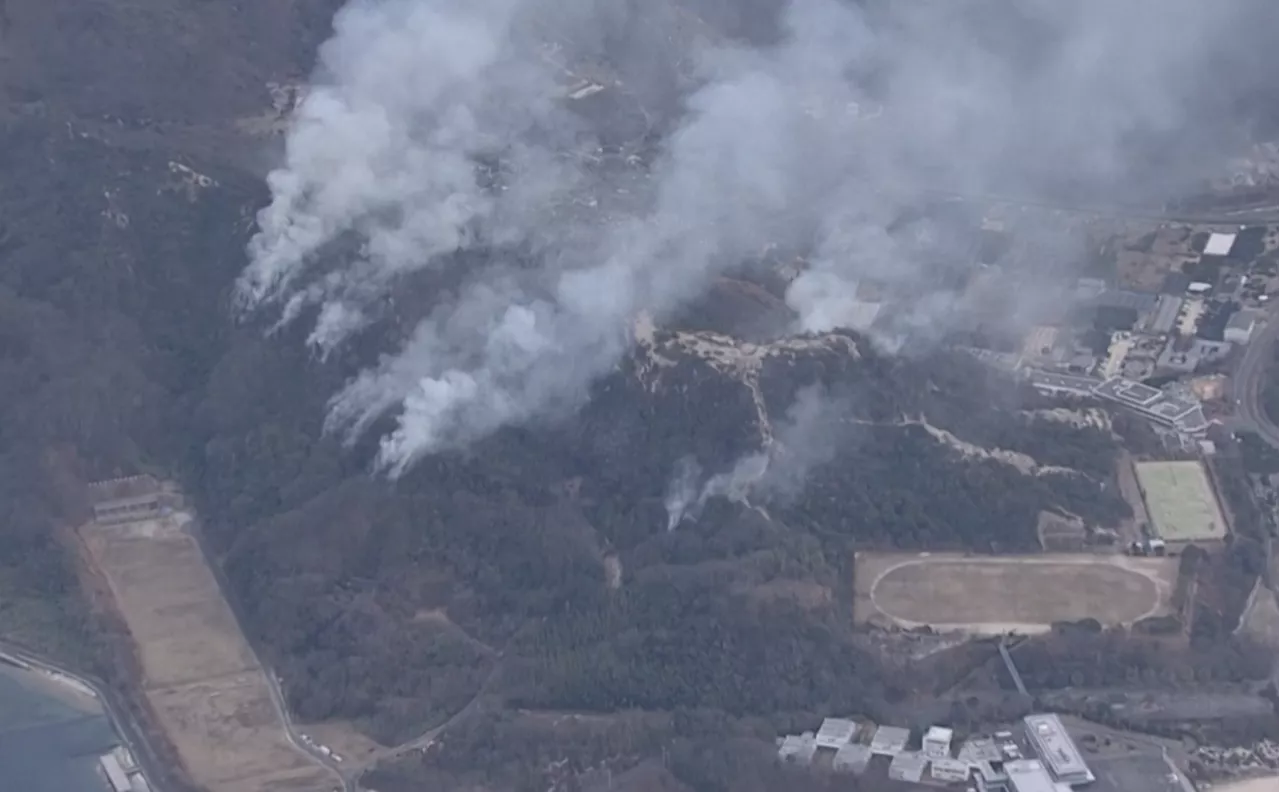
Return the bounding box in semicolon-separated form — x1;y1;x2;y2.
855;552;1178;635
79;514;337;791
1133;460;1227;542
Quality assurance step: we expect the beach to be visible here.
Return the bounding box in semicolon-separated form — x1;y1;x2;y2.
1211;776;1280;792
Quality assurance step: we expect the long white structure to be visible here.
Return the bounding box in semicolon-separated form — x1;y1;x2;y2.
1023;713;1095;786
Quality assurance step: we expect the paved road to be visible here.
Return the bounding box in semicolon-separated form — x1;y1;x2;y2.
920;186;1277;226
1229;303;1279;448
0;639;168;791
262;668;352;791
182;519;349;792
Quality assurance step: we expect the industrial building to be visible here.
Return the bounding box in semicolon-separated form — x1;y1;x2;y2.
89;475;165;525
1023;713;1095;786
814;717;859;749
931;757;970;783
1000;758;1065;792
1203;231;1238;257
923;725;954;760
888;751;927;783
1092;376;1209;435
1144;294;1183;335
959;736;1005;765
1090;288;1158;314
1022;369;1211;435
870;724;910;756
832;743;872;774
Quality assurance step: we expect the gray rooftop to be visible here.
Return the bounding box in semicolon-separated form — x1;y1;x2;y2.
1006;758;1061;792
1024;713;1094;783
870;725;911;755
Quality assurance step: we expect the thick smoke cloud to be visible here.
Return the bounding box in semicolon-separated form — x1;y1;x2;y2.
237;0;1274;476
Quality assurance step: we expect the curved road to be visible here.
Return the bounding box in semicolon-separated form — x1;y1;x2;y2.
262;669;351;792
1230;303;1279;448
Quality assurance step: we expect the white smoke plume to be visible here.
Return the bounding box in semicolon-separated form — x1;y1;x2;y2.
688;384;850;514
696;452;770;511
237;0;1274;476
758;384;851;501
663;455;703;531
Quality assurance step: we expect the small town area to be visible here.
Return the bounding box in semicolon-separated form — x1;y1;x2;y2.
776;711;1277;792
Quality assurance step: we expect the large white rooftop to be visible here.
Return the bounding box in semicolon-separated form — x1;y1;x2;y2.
1024;713;1095;784
870;725;911;755
815;717;859;749
1006;758;1060;792
1203;232;1237;257
833;743;872;774
888;751;927;783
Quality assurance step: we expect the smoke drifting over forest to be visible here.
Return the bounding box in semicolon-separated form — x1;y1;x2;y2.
236;0;1276;476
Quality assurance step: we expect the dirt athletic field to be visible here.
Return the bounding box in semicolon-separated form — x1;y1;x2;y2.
855;552;1178;635
79;514;336;792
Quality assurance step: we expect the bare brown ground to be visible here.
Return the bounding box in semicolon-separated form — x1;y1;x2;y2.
855;552;1178;635
79;515;336;792
1036;511;1085;552
304;720;384;768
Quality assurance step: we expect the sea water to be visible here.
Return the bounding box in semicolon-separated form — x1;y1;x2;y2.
0;663;117;791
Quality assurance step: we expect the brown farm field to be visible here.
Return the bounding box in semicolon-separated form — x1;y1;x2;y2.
78;515;337;792
855;552;1179;635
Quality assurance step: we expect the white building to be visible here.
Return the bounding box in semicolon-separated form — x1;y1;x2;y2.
777;733;818;766
931;757;970;783
1023;713;1095;786
1005;758;1070;792
869;725;910;756
1203;232;1238;257
832;743;872;774
814;717;859;749
888;751;927;783
1225;310;1258;345
922;725;954;759
973;759;1010;792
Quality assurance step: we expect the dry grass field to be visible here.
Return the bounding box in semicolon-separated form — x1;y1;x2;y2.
855;552;1178;635
79;514;336;792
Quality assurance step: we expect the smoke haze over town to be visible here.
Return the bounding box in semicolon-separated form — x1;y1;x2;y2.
235;0;1277;476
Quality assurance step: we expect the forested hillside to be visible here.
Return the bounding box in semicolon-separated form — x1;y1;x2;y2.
0;1;1274;789
0;89;1135;762
0;95;1146;785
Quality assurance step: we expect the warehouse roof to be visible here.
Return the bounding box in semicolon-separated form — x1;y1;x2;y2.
1203;232;1237;257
